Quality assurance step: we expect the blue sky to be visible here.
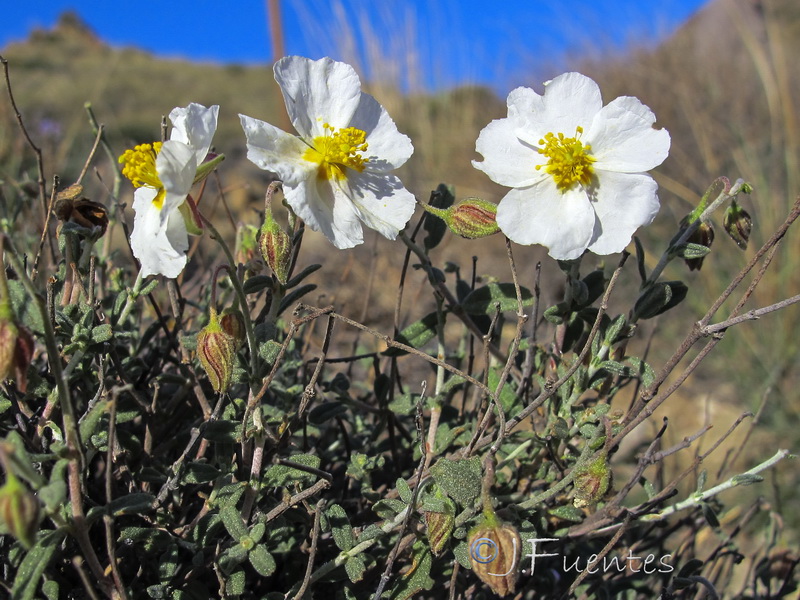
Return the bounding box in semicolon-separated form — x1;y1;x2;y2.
0;0;709;91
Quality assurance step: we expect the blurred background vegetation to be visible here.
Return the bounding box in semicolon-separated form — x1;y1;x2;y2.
1;0;797;541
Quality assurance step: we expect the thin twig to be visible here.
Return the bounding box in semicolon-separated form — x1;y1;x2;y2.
291;498;325;600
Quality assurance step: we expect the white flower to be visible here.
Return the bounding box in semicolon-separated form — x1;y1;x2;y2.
120;103;219;278
473;72;670;260
240;56;415;249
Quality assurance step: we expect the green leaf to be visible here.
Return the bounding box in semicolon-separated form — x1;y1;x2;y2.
429;457;481;506
453;541;472;569
202;420;241;444
345;555;367;583
461;283;534;315
633;236;648;282
397;477;413;504
625;357;655;388
285;264;322;289
242;275;272;295
633;281;688;320
393;547;434;600
249;545;276;576
383;311;439;357
225;568;246;596
372;498;407;520
387;393;417;415
221;506;249;540
87;493;154;523
488;367;519;413
424;183;455;251
731;473;764;486
673;242;711;260
263;454;321;487
182;462;222;484
8;280;45;334
696;470;707;494
327;504;355;551
79;399;109;443
604;314;628;346
258;340;283;365
12;530;64;600
549;505;585;522
278;284;317;315
90;323;113;344
308;401;348;425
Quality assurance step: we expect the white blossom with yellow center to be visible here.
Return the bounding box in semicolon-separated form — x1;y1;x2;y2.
119;103;219;278
473;72;670;260
240;56;415;249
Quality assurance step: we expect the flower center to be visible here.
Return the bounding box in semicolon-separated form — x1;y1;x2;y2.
535;126;596;191
303;123;369;180
119;142;166;209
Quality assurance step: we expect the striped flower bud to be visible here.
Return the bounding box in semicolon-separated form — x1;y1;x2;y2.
468;512;521;596
573;452;611;508
197;308;235;393
0;471;40;548
423;198;500;239
259;209;292;285
0;299;19;382
220;308;246;351
424;495;456;557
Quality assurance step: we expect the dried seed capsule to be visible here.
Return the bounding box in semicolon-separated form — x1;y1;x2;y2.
468;513;521;596
723;201;752;250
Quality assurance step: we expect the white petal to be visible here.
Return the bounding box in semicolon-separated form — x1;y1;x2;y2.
350;92;413;171
340;170;416;240
131;188;189;278
496;182;595;260
156;140;196;221
587;171;660;255
282;176;362;248
168;103;219;164
274;56;362;140
537;72;603;135
473;117;547;188
240;114;317;186
589;96;670;172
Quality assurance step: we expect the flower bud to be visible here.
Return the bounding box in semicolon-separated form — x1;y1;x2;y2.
723;201;752;250
424;496;456;556
259;211;292;285
468;513;521;596
572;453;611;508
220;308;246;351
0;299;19;382
197;308;235;393
423;198;500;239
13;325;34;393
0;472;40;548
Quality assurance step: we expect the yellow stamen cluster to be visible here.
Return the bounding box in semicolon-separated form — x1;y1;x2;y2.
303;123;369;180
118;142;166;209
535;126;596;191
